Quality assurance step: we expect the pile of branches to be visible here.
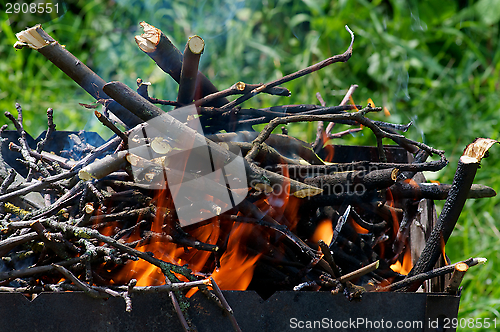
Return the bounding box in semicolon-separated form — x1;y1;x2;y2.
0;22;496;331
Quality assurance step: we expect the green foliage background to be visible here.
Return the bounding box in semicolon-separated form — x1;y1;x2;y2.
1;0;500;329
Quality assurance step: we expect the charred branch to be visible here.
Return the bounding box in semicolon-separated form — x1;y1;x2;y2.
380;257;486;292
389;182;496;200
304;168;399;195
403;139;497;291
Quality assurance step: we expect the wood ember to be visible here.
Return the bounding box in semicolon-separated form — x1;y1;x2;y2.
2;22;497;330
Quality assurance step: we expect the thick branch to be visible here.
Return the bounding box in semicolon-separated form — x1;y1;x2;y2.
304;168;399;195
177;35;204;105
403;138;497;291
15;25;142;128
389;182;496;200
135;22;228;108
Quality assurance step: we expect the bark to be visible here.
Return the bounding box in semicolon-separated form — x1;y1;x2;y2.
402;138;497;292
135;22;228;107
15;25;142;128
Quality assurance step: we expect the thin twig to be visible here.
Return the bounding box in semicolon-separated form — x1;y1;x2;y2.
318;240;341;278
220;25;355;110
36;108;56;153
210;277;242;332
0;171;76;203
339;260;379;282
41;218;195;279
325;84;358;135
123;279;136;312
380;257;486;292
245;107;379;162
5;107;39;180
94;111;128;143
311;92;326;150
0;169;16;194
0;256;82;281
195;81;290;107
0;279;211;295
52;264;102;298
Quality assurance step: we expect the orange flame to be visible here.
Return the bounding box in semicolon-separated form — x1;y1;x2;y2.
109;189;222;287
210;223;262;290
323;144;335;162
267;166;291;221
310;219;334;246
349;96;359;111
351;219;369;234
349;96;364;129
320;129;335;162
98;221;119;237
440;235;448;265
390;248;412;275
106;182;264;293
385;188;400;237
383;106;390;117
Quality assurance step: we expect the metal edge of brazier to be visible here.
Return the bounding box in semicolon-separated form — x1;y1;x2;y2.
0;291;459;332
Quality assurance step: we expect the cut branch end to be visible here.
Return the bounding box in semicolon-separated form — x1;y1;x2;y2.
462;138;498;163
188;35;205;54
135;22;161;52
14;24;50;49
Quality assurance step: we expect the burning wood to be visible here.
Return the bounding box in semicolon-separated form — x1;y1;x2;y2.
2;22;497;331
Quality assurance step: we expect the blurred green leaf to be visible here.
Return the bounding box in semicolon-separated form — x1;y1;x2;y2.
476;0;500;25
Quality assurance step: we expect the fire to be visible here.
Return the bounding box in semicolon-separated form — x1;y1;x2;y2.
267;166;291;219
107;189;214;286
320;129;335;162
440;236;448;265
349;96;358;111
349;96;364;129
351;219;369;234
385;188;400;237
184;220;221;272
102;182;265;292
390;248;412;275
94;121;420;294
310;219;334;245
383;106;390;117
323;144;335;162
367;98;390;117
98;221;119;237
210;223;262;290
